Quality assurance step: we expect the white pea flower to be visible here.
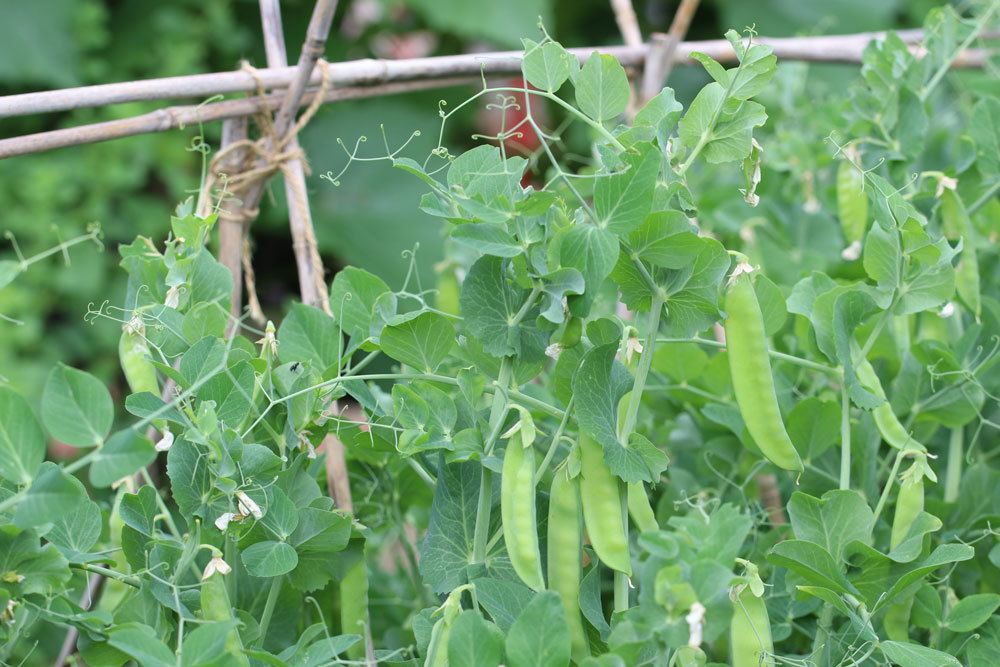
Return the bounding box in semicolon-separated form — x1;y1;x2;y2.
841;240;862;261
201;555;232;579
164;285;181;309
257;321;278;357
154;429;174;452
936;175;957;198
625;337;644;364
214;512;236;531
938;301;956;318
545;343;562;360
686;601;706;648
236;491;263;519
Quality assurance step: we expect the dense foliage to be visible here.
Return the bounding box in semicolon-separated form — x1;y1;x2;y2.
0;2;999;665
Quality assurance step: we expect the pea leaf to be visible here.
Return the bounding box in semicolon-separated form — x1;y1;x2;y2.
767;540;858;595
573;52;630;122
278;303;341;370
557;224;619;317
787;490;874;562
13;462;89;529
287;507;352;592
43;497;101;558
380;311;455;372
595;142;662;235
880;641;960;667
89;429;156;488
41;363;113;447
242;540;298;577
522;39;572;93
107;623;176;667
0;387;45;484
787;399;841;460
448;610;505;667
944;593;1000;633
504;591;571;667
461;255;533;357
329;266;394;343
572;343;668;483
451;222;522;257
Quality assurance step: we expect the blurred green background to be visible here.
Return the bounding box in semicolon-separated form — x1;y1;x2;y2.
0;0;946;401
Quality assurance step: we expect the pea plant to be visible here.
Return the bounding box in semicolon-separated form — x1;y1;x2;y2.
0;4;999;666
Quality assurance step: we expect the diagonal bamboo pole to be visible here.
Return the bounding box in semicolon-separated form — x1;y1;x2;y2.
640;0;701;105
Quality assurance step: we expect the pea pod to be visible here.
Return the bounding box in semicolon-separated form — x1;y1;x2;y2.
547;466;589;662
855;355;925;453
424;588;464;667
837;156;868;245
939;188;980;319
724;268;803;472
890;459;927;550
730;576;774;667
579;433;631;575
119;318;158;396
501;435;545;591
201;568;250;666
627;482;658;533
341;551;370;661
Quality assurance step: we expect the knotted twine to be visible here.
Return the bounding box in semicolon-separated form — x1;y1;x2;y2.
198;58;333;323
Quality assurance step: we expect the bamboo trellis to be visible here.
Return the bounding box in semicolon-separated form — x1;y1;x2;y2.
5;0;989;663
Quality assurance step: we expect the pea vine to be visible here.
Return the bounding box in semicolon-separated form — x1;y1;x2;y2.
0;4;999;666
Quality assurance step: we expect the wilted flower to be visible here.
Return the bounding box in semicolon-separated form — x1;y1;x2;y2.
841;240;862;261
154;429;174;452
214;512;236;531
236;491;263;519
164;285;181;309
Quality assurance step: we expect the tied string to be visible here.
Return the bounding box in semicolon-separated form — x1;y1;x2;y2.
199;58;333;323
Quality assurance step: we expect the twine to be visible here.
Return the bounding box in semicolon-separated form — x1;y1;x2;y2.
199;58;334;323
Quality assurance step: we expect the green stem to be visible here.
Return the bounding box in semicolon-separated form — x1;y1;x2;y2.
813;605;833;665
920;1;998;101
255;575;284;648
70;563;140;588
472;358;514;564
945;427;963;504
968;179;1000;215
656;337;840;375
839;385;851;490
873;449;905;524
534;396;574;484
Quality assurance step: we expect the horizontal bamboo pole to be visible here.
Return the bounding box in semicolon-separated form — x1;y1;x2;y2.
0;77;476;159
1;29;988;120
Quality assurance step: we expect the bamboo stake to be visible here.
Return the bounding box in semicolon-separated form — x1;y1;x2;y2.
258;0;330;312
611;0;643;48
0;78;474;160
213;117;250;319
640;0;701;104
1;29;989;120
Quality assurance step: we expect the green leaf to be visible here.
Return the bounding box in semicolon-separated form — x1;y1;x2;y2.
178;336;227;388
944;593;1000;633
595;143;662;235
167;437;227;521
557;223;619;317
278;302;341;369
522;39;572;93
574;52;630;122
242;540;298;577
848;542;974;611
626;212;699;269
678;83;767;164
380;311;454;372
572;343;667;483
0;260;22;290
107;622;176;667
767;540;857;595
287;507;352;592
448;610;505;667
787;398;841;460
13;462;88;529
0;387;45;484
880;641;960;667
505;591;571;667
43;497;101;558
448;144;525;206
41;363;113;447
181;620;237;667
692;32;776;100
787;490;874;563
970;97;999;179
89;429;155;488
472;577;536;633
538;268;585;324
451;222;522;257
461;255;532;357
0;524;71;594
329;266;394;343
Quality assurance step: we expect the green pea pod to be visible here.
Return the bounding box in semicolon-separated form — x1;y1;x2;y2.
724;271;803;472
201;571;250;666
883;594;914;641
940;189;980;319
837;158;868;244
435;266;461;317
501;438;545;591
119;326;159;396
425;615;452;667
341;552;370;661
579;433;631;575
547;466;589;662
891;463;925;550
854;355;925;452
627;482;658;533
730;582;775;667
559;316;583;349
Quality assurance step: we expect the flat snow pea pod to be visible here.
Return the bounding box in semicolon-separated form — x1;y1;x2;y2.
724;268;803;472
939;188;981;319
579;433;631;575
341;552;371;661
627;482;658;533
547;466;589;662
119;317;159;396
891;458;927;550
855;355;925;453
424;587;464;667
201;566;250;666
730;574;774;667
501;437;545;591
